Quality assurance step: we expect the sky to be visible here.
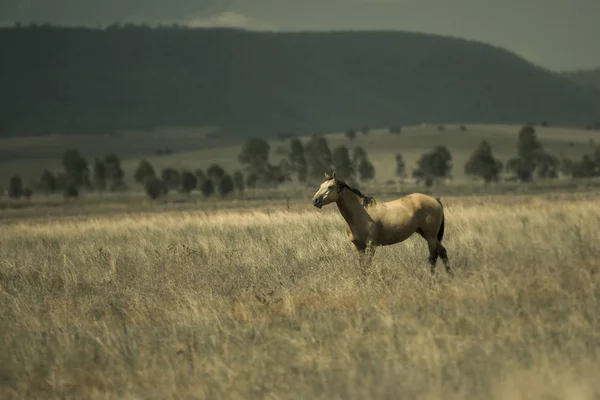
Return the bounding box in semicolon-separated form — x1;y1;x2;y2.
1;0;598;71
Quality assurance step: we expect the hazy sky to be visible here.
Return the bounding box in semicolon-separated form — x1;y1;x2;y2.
1;0;598;71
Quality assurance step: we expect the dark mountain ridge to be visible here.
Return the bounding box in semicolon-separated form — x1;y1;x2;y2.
1;25;599;138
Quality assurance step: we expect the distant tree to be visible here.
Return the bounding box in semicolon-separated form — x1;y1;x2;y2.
92;158;107;191
559;157;575;177
438;125;445;132
464;140;503;183
207;164;226;183
305;134;333;179
289;138;308;183
180;170;197;194
218;174;235;197
200;179;214;197
194;169;206;185
345;129;357;141
389;126;402;134
357;158;376;182
536;152;559;179
233;170;245;193
352;146;368;166
517;125;542;159
63;182;79;198
395;153;406;180
361;127;370;135
332;146;354;180
506;125;545;182
594;146;600;167
238;137;271;182
23;188;33;199
144;177;168;200
103;153;124;187
459;125;468;132
134;159;156;184
161;167;181;190
277;159;293;183
541;121;549;127
8;175;23;199
571;155;597;178
61;148;89;189
413;145;453;186
38;169;57;194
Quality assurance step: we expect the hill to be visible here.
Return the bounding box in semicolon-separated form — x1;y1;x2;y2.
1;26;600;138
562;67;600;92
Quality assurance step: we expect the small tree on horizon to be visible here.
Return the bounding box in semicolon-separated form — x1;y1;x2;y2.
289;138;308;183
180;170;197;194
161;167;181;190
395;153;406;180
305;134;333;180
233;170;245;194
218;174;234;197
464;140;503;184
357;158;375;182
332;145;355;181
413;145;453;187
144;177;168;200
207;163;226;183
103;153;124;189
8;175;23;199
93;158;107;192
200;179;214;197
61;148;90;189
38;169;57;194
507;125;543;182
238;137;271;185
134;159;156;184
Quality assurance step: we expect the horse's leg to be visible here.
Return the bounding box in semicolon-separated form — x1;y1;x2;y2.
353;240;375;274
364;240;376;269
426;237;439;274
437;242;453;277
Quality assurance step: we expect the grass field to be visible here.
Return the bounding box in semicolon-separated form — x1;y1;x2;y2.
1;124;598;190
1;191;599;399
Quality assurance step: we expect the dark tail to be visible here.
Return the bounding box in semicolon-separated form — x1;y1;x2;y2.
436;197;445;242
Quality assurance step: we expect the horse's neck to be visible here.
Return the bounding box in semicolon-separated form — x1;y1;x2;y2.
336;190;371;232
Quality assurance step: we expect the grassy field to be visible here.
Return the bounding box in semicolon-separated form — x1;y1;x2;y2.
1;123;598;190
1;191;599;399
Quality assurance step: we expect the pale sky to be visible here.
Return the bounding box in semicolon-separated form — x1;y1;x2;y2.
1;0;598;71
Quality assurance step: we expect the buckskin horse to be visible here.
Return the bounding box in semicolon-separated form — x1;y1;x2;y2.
312;172;452;276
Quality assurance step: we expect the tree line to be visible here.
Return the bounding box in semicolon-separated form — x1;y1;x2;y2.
4;125;600;200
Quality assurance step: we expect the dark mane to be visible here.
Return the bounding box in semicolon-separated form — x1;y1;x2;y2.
339;181;376;207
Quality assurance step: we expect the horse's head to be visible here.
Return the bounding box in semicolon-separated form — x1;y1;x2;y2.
312;171;343;209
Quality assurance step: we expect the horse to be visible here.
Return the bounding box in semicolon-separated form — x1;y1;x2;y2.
312;171;452;276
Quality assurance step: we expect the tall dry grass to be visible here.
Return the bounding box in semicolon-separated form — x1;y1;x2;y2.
1;194;599;399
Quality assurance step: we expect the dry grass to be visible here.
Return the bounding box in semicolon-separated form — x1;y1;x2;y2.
1;194;599;399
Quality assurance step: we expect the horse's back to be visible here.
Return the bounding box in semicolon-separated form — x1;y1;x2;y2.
380;193;444;238
383;192;442;213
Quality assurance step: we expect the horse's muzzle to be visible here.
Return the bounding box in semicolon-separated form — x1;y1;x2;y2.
313;198;322;208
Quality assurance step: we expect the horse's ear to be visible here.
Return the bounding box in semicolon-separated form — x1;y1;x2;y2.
332;171;337;179
324;172;331;179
